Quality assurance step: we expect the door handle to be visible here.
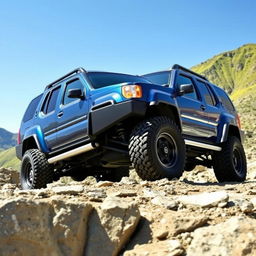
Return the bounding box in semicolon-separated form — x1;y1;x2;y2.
200;105;206;111
57;111;64;118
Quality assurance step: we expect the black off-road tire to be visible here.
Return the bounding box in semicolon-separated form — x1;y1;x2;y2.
212;136;247;182
20;149;53;189
129;116;185;181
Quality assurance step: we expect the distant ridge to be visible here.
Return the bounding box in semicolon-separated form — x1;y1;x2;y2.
0;128;17;150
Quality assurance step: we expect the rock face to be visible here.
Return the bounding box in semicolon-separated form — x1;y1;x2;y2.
0;196;140;256
1;166;256;255
187;217;256;256
0;199;92;256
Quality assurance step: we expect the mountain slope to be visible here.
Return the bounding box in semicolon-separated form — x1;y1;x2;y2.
192;44;256;157
192;44;256;96
0;128;17;150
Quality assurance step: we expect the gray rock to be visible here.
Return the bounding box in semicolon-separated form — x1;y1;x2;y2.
124;240;184;256
178;191;229;208
187;216;256;256
233;199;254;213
87;188;107;202
96;181;114;187
51;185;84;195
143;188;166;198
151;196;178;210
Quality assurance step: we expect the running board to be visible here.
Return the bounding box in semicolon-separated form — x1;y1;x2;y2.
48;143;98;164
184;139;222;151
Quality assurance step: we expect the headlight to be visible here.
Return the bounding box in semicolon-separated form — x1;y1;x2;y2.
122;85;142;99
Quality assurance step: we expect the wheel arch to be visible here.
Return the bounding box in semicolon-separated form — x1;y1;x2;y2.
221;124;241;143
22;135;41;156
145;102;182;130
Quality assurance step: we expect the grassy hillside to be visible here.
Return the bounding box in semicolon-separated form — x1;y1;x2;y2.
0;147;20;170
192;44;256;94
192;44;256;159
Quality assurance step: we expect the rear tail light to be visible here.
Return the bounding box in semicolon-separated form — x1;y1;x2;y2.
17;129;21;144
122;85;142;99
236;114;241;129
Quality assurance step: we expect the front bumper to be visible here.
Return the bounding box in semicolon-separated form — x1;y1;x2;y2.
90;100;147;135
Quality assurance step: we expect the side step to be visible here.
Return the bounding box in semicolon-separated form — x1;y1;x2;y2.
48;143;98;164
184;139;222;151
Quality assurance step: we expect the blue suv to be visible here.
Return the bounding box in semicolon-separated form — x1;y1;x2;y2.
16;65;247;189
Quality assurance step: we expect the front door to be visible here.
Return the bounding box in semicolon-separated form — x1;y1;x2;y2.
55;76;89;150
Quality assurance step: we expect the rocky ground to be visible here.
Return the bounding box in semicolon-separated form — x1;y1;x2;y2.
0;165;256;256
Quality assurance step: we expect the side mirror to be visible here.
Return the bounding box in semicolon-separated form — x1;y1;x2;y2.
68;88;84;99
178;84;194;95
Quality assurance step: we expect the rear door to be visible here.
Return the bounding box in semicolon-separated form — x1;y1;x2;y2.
38;86;61;150
195;79;220;142
55;75;90;150
175;72;210;140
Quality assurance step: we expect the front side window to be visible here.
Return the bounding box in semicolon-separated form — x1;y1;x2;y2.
143;71;170;86
42;87;60;114
63;79;84;105
176;74;198;100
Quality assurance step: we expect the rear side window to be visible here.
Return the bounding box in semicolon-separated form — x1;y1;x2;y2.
42;87;61;114
176;74;198;100
216;87;235;112
63;79;84;105
143;72;170;86
22;94;43;122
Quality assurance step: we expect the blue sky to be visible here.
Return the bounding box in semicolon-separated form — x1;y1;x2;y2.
0;0;255;132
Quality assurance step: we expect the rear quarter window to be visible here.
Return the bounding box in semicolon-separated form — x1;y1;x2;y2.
215;87;236;112
22;94;43;122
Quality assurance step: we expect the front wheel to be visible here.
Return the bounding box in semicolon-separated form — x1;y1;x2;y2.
129;116;185;181
20;149;53;189
212;136;247;182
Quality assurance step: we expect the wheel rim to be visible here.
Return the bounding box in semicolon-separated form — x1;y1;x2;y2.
24;160;34;186
156;132;178;168
233;148;244;175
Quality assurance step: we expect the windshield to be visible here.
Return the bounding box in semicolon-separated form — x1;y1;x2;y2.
87;72;151;89
143;71;170;86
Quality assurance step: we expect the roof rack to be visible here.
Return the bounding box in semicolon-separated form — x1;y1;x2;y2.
46;67;86;90
171;64;208;81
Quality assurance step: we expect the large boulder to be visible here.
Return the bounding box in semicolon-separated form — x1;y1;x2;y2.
85;196;140;256
187;216;256;256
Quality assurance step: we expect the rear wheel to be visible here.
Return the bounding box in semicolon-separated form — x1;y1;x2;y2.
20;149;53;189
129;116;185;181
212;136;247;182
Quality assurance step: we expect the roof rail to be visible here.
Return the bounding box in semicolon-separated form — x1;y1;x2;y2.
45;67;86;90
171;64;208;81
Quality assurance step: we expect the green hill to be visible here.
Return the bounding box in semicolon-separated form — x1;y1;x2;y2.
0;147;20;170
192;44;256;158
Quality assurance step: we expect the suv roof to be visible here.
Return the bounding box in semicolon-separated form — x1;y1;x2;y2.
143;64;208;82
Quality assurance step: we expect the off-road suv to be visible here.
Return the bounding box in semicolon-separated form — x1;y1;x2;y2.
16;65;247;189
